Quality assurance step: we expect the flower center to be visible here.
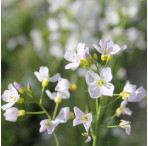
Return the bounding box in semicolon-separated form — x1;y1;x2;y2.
73;55;76;59
81;115;88;122
120;91;130;98
10;94;16;101
97;80;105;86
45;122;51;127
116;108;123;115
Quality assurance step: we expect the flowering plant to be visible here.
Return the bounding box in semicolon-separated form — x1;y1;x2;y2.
2;40;146;146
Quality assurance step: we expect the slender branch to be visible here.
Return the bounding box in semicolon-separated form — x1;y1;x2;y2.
26;111;45;114
54;133;60;146
40;86;45;104
107;125;120;128
101;96;121;109
105;113;117;124
52;103;59;120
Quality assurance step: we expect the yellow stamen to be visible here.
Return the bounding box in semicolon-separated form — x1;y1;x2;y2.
120;91;130;98
70;84;77;91
116;108;123;115
69;112;75;119
97;80;105;86
45;122;51;127
81;115;88;122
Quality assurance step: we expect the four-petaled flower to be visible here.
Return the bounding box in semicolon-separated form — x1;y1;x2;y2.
120;81;146;102
73;107;92;132
116;100;132;117
119;120;131;135
85;67;114;98
39;119;59;134
34;66;61;83
64;43;89;70
93;40;127;56
2;84;20;111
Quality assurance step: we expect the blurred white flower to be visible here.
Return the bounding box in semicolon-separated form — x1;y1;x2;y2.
116;100;132;117
46;18;59;32
120;81;146;102
117;68;127;80
34;66;61;83
39;119;59;134
7;38;17;51
73;107;92;132
2;84;20;111
85;67;114;98
119;120;131;135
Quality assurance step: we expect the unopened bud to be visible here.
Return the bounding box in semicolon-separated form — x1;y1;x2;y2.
42;78;48;87
69;112;75;119
18;110;25;116
54;96;62;103
70;84;77;91
79;59;89;67
27;83;32;92
17;98;24;104
14;82;25;94
93;53;98;60
107;55;112;61
101;55;108;61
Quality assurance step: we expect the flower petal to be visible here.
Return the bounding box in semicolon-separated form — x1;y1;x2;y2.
123;81;136;93
2;102;15;111
88;85;101;98
85;136;91;143
65;62;79;71
73;107;84;117
73;117;83;126
49;73;61;82
39;66;49;77
123;107;132;116
64;50;77;62
93;44;103;54
45;90;57;100
100;83;114;96
77;43;85;56
100;67;112;82
34;72;44;82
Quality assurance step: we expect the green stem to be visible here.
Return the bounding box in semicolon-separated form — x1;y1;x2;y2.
98;61;104;69
105;113;117;124
26;111;45;114
52;103;59;120
107;125;120;128
102;96;121;109
105;60;108;67
95;63;99;74
93;96;103;146
88;67;97;73
40;86;45;104
113;94;120;96
54;133;60;146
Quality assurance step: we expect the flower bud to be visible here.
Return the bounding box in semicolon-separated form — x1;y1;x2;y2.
69;112;75;119
17;98;24;104
101;55;108;61
54;96;62;103
27;83;32;92
84;52;90;58
18;110;25;116
79;59;89;67
14;82;25;94
93;53;98;60
70;84;77;91
42;78;48;87
107;55;112;61
116;108;123;115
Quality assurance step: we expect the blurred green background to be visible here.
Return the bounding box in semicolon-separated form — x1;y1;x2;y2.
1;0;147;146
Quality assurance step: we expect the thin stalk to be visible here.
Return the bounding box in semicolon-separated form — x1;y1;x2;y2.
107;125;120;128
40;86;45;104
102;96;121;109
52;103;59;120
105;113;117;124
54;133;60;146
26;111;45;114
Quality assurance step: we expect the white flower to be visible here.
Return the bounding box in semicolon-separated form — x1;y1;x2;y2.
121;81;146;102
116;100;132;117
73;107;92;132
46;90;70;100
2;84;20;111
34;66;61;82
119;120;131;135
93;40;127;56
55;107;70;123
4;107;19;122
55;78;70;93
85;136;91;143
39;119;59;134
64;43;89;70
85;67;114;98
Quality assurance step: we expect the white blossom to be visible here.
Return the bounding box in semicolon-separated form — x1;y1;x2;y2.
34;66;61;82
121;81;146;102
119;120;131;135
2;84;20;111
85;67;114;98
73;107;92;132
39;119;59;134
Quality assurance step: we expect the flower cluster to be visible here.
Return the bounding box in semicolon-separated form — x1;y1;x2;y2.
2;40;146;146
